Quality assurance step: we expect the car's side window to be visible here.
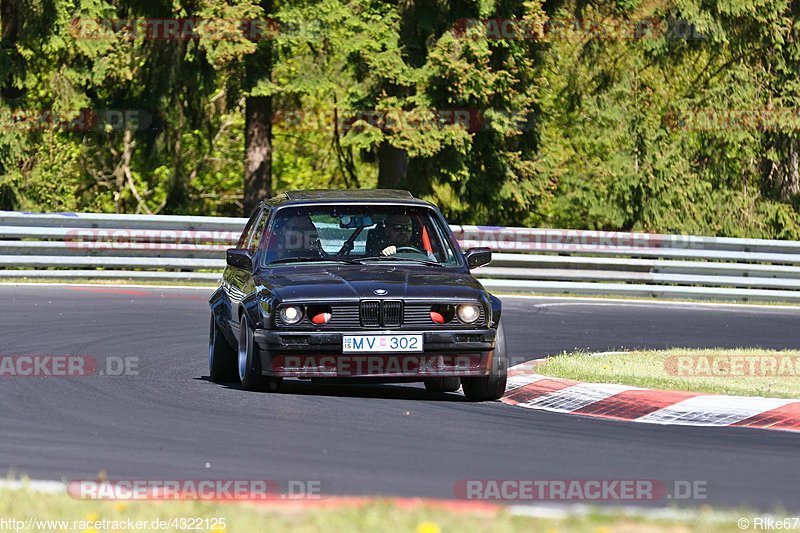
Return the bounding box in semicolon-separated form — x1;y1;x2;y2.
424;216;454;263
248;208;269;254
236;208;262;249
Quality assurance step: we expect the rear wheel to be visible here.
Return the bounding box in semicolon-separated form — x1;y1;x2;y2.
424;377;461;393
209;314;236;382
238;313;282;392
462;321;508;402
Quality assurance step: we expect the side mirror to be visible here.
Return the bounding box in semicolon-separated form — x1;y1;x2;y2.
226;248;253;271
465;247;492;269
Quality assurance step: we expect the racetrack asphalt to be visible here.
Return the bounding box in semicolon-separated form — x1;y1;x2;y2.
0;285;798;511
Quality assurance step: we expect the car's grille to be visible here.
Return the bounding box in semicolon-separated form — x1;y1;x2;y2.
359;300;402;327
328;305;360;327
382;301;402;327
360;300;381;327
403;304;437;327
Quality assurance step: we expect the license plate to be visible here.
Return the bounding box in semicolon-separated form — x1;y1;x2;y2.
342;334;423;353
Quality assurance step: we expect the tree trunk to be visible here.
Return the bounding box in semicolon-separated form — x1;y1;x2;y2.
242;0;273;215
783;137;800;199
377;141;409;189
764;134;800;201
244;95;272;213
1;0;24;100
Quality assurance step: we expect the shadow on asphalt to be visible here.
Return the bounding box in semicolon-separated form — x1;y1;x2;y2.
195;376;471;402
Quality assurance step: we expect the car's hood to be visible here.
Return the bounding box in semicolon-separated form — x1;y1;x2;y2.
257;263;486;302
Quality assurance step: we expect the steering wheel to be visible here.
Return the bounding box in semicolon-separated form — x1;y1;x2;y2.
394;246;426;254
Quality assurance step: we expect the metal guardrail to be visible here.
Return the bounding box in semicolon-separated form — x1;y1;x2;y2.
2;211;800;303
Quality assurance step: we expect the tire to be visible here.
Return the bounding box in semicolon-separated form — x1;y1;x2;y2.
424;377;461;393
237;313;282;392
462;321;508;402
209;314;236;382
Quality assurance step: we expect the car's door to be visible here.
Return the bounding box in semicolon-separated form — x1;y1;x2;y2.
213;206;266;345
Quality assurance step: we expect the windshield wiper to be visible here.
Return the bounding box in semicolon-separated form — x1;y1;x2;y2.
268;256;361;265
356;256;446;268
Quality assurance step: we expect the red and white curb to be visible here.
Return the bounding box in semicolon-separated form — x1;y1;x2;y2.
503;363;800;433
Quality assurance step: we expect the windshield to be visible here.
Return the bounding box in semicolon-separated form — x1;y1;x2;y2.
259;205;461;267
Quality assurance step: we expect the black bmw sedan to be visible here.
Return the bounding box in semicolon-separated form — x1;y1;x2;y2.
208;189;506;401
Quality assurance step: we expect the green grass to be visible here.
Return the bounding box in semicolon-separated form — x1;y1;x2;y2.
537;348;800;399
0;485;755;532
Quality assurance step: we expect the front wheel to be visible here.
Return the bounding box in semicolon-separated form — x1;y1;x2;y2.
238;313;282;392
209;314;236;382
462;321;508;402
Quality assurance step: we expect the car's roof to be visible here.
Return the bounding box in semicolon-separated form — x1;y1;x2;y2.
265;189;434;207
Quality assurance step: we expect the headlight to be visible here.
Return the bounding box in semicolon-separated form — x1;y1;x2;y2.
279;305;304;325
456;304;480;324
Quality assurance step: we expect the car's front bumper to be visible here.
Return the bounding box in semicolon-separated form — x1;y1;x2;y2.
253;328;497;378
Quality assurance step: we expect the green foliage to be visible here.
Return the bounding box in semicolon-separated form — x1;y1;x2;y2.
532;0;800;237
1;0;799;238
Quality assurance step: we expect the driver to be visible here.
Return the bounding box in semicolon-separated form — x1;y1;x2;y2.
380;214;435;260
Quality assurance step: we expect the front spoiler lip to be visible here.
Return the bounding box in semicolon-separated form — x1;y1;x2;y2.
252;328;497;378
265;370;491;378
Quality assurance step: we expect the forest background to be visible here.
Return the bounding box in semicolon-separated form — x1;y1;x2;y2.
1;0;799;238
